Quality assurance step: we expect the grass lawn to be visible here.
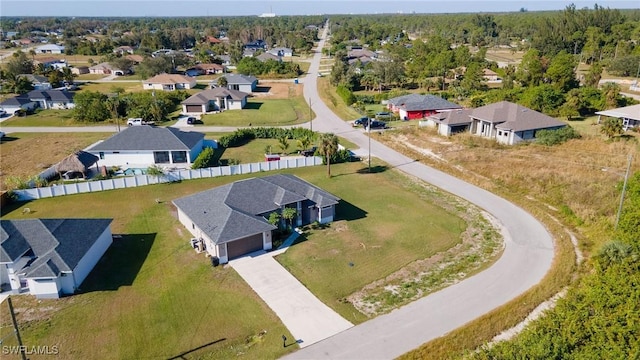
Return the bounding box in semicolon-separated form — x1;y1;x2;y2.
201;97;312;127
1;177;294;360
1;161;470;358
76;74;108;81
0;109;80;127
276;163;468;324
78;81;144;93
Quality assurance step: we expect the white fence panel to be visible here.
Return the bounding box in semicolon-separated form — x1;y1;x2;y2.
14;156;324;201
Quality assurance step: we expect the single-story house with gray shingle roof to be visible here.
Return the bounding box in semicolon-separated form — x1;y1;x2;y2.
267;47;293;57
256;52;281;62
470;101;566;145
181;88;249;114
388;94;462;120
173;174;340;263
86;125;205;168
27;89;75;109
19;73;51;90
423;108;474;136
1;218;113;299
0;95;38;115
211;73;258;93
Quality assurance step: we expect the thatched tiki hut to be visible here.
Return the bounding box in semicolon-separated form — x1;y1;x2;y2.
55;150;100;179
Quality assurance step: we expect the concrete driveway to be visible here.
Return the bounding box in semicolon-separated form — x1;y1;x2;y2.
229;252;353;348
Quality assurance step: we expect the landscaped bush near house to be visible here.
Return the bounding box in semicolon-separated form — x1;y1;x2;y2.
191;147;216;169
536;126;581;146
218;127;317;148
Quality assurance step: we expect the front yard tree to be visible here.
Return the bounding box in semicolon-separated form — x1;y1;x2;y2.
217;76;228;88
277;136;290;154
297;136;311;152
600;118;623;139
318;133;339;178
5;50;33;77
73;91;110;122
282;208;297;230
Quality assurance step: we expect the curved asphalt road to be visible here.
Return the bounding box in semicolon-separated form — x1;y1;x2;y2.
282;24;555;359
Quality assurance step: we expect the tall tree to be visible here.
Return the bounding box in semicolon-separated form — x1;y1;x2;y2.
318;133;339;178
516;49;544;87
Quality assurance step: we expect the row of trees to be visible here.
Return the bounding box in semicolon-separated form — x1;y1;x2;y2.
72;89;188;123
0;50;76;93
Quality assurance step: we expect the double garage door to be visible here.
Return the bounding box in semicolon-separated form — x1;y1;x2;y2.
226;233;264;259
185;105;202;113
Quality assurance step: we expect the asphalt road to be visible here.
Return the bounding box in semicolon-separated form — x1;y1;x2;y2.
282;23;555;360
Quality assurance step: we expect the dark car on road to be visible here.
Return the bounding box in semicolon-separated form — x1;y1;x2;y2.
352;117;370;127
366;120;388;129
187;117;203;125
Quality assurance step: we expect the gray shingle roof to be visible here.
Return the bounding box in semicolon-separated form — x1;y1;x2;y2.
181;88;249;105
472;101;566;132
0;96;34;107
27;89;75;102
173;174;339;245
428;109;473;125
218;73;257;85
388;94;462;112
88;126;204;152
1;219;112;278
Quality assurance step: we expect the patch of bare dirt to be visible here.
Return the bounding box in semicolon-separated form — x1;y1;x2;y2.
250;82;302;99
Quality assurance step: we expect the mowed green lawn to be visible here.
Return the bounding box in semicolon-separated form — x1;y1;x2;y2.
1;161;466;357
276;163;466;324
201;97;312;127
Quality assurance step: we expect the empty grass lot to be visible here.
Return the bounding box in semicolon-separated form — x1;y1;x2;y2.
1;161;470;358
0;109;81;127
201;97;313;127
0;132;111;191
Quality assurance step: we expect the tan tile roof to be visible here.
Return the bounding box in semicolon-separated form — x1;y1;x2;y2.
145;73;194;84
472;101;566;132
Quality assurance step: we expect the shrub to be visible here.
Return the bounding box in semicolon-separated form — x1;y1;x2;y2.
536;126;581;146
336;85;356;105
191;147;216;169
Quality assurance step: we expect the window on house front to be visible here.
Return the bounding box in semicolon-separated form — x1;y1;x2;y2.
154;151;170;164
171;151;187;163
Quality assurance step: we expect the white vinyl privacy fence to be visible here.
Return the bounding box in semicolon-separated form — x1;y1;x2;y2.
14;156;323;201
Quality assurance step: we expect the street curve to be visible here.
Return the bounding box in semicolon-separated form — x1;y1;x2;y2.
282;23;555;359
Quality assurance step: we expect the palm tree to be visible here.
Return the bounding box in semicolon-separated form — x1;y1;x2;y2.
277;136;290;154
296;136;311;152
318;133;338;178
282;207;297;230
217;75;228;88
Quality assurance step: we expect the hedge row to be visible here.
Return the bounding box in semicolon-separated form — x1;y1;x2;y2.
218;127;317;148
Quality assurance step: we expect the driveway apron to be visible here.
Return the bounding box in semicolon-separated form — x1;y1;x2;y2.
230;252;353;348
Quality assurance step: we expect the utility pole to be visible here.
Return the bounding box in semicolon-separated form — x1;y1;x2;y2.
8;297;27;360
615;154;633;230
368;118;371;172
309;97;312;132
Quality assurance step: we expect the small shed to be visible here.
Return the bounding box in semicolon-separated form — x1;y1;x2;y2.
55;150;99;179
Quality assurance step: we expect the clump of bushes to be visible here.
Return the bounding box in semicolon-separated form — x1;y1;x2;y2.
191;147;216;169
536;126;581;146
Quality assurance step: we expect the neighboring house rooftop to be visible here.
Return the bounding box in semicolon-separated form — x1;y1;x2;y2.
145;73;194;84
389;94;462;112
181;88;249;105
1;219;112;278
88;126;204;151
472;101;566;132
173;174;340;245
596;104;640;121
428;109;474;125
218;73;257;85
256;52;281;62
0;96;34;107
27;89;75;102
19;73;49;84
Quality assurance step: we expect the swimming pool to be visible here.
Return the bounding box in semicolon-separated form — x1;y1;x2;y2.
123;168;147;175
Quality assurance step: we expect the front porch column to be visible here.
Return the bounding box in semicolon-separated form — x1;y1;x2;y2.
296;201;303;226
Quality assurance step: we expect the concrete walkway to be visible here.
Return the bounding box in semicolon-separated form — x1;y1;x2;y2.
229;250;353;348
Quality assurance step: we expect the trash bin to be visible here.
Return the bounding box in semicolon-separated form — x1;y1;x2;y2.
211;256;220;267
294;78;299;84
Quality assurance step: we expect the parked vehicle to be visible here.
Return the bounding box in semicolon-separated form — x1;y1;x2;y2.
187;117;202;125
352;117;370;127
127;118;155;126
299;146;317;157
0;109;6;117
366;120;388;129
375;111;391;119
